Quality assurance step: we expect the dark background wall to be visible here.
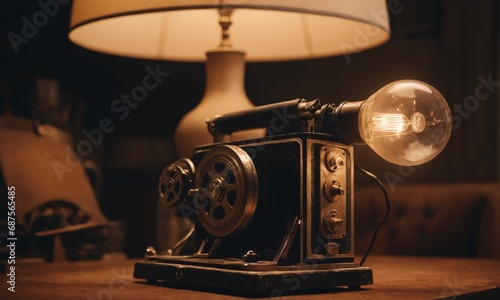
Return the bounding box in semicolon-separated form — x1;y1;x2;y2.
1;0;498;257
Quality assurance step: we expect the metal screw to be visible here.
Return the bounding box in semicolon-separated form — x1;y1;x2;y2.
146;246;157;256
242;250;260;262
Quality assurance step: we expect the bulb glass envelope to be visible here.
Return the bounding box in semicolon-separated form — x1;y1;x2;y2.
68;0;390;62
358;80;452;166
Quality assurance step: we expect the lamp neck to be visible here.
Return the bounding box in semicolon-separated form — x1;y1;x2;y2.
203;50;248;100
217;7;234;48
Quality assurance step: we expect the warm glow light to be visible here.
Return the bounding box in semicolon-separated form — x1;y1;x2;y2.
371;113;409;134
68;0;392;158
370;112;426;136
358;80;452;166
69;0;391;62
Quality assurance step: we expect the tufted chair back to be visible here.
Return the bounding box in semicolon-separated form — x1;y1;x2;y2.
355;183;500;258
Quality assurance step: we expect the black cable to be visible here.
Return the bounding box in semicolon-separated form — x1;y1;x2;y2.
355;164;391;267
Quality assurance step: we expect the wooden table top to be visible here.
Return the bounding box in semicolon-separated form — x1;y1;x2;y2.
2;255;500;299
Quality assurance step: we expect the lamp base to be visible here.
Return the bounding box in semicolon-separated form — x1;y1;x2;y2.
174;50;264;158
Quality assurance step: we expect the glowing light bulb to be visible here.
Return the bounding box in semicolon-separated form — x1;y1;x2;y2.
370;112;426;136
358;80;452;166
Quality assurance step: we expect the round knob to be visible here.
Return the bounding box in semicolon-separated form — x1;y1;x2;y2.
323;179;345;201
323;210;344;234
325;152;344;172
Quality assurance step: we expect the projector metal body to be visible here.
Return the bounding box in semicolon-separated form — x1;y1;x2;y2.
134;99;372;293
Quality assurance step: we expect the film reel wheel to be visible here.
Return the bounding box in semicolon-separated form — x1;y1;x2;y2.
158;159;195;207
192;145;258;237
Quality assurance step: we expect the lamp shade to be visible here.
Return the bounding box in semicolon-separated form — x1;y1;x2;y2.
69;0;390;62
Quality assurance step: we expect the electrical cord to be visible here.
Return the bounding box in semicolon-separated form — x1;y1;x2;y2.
355;164;391;267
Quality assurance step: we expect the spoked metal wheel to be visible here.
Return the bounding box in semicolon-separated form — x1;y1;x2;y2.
158;158;195;207
191;145;258;237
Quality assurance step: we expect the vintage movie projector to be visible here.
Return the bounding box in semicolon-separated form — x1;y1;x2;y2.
134;80;452;293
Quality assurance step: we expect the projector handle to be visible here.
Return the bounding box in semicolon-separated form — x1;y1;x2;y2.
207;99;320;142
